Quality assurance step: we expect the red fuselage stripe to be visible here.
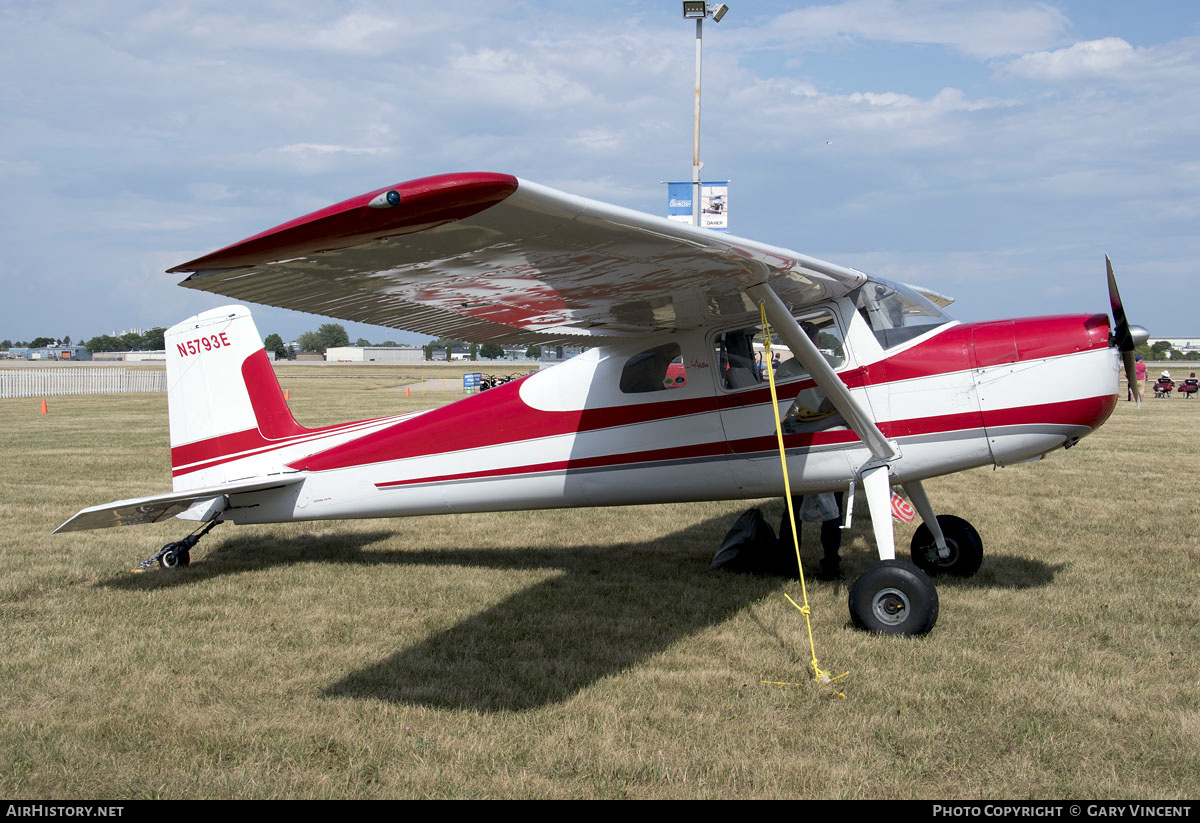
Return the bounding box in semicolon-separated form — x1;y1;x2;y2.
372;396;1113;489
288;314;1108;473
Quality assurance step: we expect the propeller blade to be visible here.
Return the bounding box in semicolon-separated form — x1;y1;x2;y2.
1107;255;1133;352
1107;256;1145;407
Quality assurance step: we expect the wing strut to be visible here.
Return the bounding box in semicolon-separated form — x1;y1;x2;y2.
749;282;900;562
745;283;897;462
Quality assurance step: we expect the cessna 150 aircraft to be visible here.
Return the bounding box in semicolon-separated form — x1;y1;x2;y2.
56;172;1146;635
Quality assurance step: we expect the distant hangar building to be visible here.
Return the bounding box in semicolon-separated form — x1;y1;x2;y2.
6;344;92;361
1148;338;1199;356
325;346;426;363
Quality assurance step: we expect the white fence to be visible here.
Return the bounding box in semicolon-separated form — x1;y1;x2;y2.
0;368;166;399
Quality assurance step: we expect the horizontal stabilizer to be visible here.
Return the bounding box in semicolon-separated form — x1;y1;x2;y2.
53;474;305;533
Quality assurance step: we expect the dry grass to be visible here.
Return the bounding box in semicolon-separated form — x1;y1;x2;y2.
0;373;1197;799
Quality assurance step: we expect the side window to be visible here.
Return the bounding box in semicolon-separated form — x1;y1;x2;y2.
619;343;687;393
713;310;845;391
713;327;762;390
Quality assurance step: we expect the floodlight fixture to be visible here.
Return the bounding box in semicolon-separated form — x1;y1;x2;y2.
682;2;707;19
711;3;729;22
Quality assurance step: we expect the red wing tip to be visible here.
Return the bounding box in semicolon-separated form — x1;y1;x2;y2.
170;172;519;273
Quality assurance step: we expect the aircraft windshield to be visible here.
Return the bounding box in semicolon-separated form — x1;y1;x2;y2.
851;279;953;350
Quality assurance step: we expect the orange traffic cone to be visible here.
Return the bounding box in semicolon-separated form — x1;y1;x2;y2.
40;398;48;414
405;385;410;397
284;389;290;402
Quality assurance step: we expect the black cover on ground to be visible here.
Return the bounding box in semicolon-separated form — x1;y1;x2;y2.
710;507;798;579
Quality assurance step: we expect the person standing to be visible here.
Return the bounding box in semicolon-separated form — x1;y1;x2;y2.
1130;354;1147;401
778;492;846;580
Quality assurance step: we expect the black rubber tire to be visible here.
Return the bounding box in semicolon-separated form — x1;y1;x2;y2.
175;548;191;567
910;514;983;578
849;559;939;636
159;547;179;569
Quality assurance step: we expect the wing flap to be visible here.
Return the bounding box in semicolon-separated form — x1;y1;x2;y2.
53;475;305;533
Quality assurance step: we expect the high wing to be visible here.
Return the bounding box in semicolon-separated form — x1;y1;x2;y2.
170;173;868;344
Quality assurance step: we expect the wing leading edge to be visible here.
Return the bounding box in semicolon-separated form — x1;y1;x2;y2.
172;173;869;343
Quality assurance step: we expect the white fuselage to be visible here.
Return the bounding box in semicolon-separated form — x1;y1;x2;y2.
212;297;1118;526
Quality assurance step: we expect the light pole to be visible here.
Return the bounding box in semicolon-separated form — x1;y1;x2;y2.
682;2;728;227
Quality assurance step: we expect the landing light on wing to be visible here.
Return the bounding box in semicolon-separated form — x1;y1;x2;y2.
368;190;401;209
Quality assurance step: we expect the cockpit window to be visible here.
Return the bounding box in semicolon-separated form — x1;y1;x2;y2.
852;280;952;350
713;310;845;391
620;343;687;393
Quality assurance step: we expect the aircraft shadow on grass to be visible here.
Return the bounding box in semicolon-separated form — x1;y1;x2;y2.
98;511;1061;712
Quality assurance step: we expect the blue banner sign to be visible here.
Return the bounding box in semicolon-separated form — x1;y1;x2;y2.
665;181;729;231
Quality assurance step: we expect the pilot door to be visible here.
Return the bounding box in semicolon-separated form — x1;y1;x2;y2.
712;307;857;497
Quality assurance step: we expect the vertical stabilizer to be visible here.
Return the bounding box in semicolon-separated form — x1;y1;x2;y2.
166;305;307;491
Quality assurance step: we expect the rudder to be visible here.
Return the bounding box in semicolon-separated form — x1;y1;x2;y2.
166;306;307;491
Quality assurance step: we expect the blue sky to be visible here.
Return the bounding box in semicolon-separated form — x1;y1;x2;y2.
2;0;1197;344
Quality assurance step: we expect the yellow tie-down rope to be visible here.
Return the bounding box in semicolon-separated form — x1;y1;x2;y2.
756;302;849;698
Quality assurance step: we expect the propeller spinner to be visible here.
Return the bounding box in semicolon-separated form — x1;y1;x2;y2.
1107;255;1149;407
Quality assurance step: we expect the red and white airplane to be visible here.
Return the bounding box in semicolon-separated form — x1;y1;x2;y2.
56;172;1146;635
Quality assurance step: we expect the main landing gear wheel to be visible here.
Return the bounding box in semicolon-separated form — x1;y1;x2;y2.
849;560;939;636
910;514;983;578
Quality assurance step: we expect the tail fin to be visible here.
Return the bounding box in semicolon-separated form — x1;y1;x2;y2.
166;305;308;491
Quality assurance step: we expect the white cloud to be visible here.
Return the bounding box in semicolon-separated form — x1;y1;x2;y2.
567;129;623;153
443;46;594;109
540;176;649;204
721;78;1017;157
0;159;41;177
186;182;236;202
758;0;1069;59
276;144;393;156
1004;37;1139;81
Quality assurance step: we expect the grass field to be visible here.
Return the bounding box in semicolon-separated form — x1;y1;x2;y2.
1;371;1197;799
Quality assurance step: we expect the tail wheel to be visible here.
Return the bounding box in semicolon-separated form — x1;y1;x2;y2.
158;543;190;569
849;560;939;636
910;514;983;578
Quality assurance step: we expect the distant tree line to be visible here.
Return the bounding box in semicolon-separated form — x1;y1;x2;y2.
2;335;83;349
4;322;549;362
279;327;544;360
2;329;165;352
80;328;167;353
419;338;542;361
286;324;407;356
1136;341;1200;361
